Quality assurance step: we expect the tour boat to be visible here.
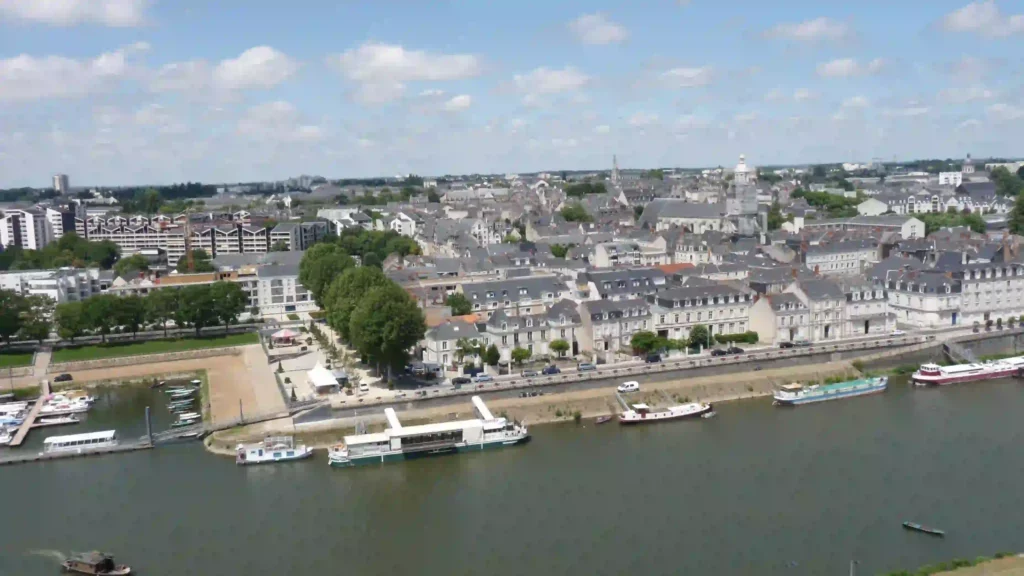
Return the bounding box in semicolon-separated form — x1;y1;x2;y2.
773;377;888;406
236;436;313;465
912;356;1024;386
44;430;118;453
167;389;196;399
618;402;713;424
61;551;131;575
0;427;13;446
55;390;97;404
328;396;529;468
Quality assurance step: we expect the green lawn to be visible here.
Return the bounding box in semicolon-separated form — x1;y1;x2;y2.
52;332;259;363
0;351;34;368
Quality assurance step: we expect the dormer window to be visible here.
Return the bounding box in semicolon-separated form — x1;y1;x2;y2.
526;319;533;328
501;322;507;330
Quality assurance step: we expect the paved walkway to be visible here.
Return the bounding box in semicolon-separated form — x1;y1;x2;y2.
33;347;51;376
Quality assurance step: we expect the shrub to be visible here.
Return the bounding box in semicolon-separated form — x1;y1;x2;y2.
286;313;300;321
573;411;582;424
284;377;291;384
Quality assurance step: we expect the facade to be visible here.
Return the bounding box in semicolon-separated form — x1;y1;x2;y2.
483;299;580;362
648;284;752;344
786;279;849;341
804;239;879;276
256;263;314;315
461;276;568;320
581;268;668;301
422;320;480;367
837;277;891;336
953;262;1024;328
0;268;112;303
886;270;961;328
749;293;810;344
938;172;963;186
53;174;69;194
638;199;727;233
0;209;52;250
269;222;330;251
578;298;651;363
592;241;668;268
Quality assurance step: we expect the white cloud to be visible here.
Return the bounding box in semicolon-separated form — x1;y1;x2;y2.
593;124;611;134
793;88;815;101
764;89;785;102
150;47;297;95
765;17;852;42
939;84;995;103
842;95;870;108
237;101;324;143
418;89;445;98
884;105;930;117
514;66;589;105
817;58;885;77
0;46;139;102
628;111;659;127
329;42;482;104
660;66;713;88
569;13;628;45
442;94;472;112
0;0;149;26
733;112;757;123
942;1;1024;37
988;103;1024;120
150;60;212;92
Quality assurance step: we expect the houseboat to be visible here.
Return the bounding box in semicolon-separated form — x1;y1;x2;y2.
773;377;888;406
328;396;529;468
236;436;313;465
912;356;1024;385
43;430;117;453
61;551;131;575
618;402;713;424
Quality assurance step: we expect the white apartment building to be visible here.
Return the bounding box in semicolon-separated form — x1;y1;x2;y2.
483;299;581;363
0;268;112;303
953;263;1024;328
579;298;651;363
648;284;752;343
886;270;961;329
938;172;963;186
749;293;811;344
53;174;69;194
592;241;668;268
837;277;891;336
0;209;52;250
805;239;879;276
786;279;849;341
256;263;314;315
421;319;480;367
461;276;568;320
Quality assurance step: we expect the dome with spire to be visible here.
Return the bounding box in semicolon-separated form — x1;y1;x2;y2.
734;154;754;184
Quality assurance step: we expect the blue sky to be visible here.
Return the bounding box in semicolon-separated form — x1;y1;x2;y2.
0;0;1022;187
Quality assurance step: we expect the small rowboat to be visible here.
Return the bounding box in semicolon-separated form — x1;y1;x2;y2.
903;521;945;537
594;415;613;425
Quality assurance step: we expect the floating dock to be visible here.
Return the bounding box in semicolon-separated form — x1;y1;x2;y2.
8;379;50;447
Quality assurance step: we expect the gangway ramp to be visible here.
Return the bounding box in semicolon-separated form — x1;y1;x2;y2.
384;407;403;430
471;396;494;420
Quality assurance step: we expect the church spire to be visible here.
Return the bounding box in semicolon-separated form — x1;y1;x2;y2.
611;154;620;184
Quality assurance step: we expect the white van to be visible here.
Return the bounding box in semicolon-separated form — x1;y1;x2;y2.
358;383;370;394
617;381;640;393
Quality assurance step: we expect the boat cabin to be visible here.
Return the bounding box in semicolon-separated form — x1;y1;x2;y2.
779;383;804;392
62;551;129;575
917;363;942;376
630;403;652;415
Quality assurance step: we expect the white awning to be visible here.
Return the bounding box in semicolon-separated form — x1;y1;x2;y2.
307;363;338;390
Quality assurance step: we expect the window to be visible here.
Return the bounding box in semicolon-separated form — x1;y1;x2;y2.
660;315;666;323
442;341;448;350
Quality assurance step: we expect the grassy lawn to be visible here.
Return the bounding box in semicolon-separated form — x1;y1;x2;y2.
0;351;34;368
53;332;259;363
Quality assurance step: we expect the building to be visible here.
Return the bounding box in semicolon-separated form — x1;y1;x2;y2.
268;221;330;251
786;279;849;341
953;262;1024;328
749;293;811;344
45;207;76;241
461;276;568;320
637;199;727;233
53;174;69;194
938;172;963;187
648;283;752;344
0;268;112;303
578;298;651;362
483;299;581;362
804;239;879;276
886;270;961;328
0;209;53;250
256;262;314;315
836;276;891;336
795;215;925;239
579;268;669;301
422;319;480;368
592;241;668;268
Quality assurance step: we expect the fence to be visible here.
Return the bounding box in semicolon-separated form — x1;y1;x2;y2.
48;346;244;373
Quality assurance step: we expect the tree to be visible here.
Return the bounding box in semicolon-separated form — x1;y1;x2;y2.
82;294;121;342
550;244;574;258
446;293;472;316
210;281;247;329
176;249;215;273
270;240;290;252
564;182;607;197
348;282;426;379
19;294;52;343
992;166;1024;197
630;331;660;355
116;294;147;338
511;347;531;366
362;253;382;268
177;285;219;336
560;202;593;223
455;338;478;365
299;243;356;307
145;288;179;336
549;339;570;357
114;254;150;277
484;344;500;366
55;301;87;343
323;266;389;341
767;201;785;230
0;290;26;346
687;324;710;349
427;188;441;203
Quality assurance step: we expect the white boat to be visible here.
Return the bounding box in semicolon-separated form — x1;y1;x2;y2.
53;390;97;404
39;399;90;416
773;377;888;406
0;401;28;415
619;402;713;424
0;427;13;446
236;436;313;465
328;396;529;468
0;413;24;427
33;415;81;427
912;356;1024;385
43;430;118;453
174;411;201;420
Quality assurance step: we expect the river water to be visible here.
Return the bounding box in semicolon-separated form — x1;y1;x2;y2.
3;377;1024;575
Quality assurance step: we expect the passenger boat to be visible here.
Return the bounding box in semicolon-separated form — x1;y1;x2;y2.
618;402;713;424
902;521;945;537
0;427;13;446
44;430;118;453
912;356;1024;386
61;551;131;575
170;403;196;413
236;436;313;465
773;377;888;406
328;396;529;468
55;390;97;404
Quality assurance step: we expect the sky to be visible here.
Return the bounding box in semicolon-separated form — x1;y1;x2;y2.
0;0;1023;187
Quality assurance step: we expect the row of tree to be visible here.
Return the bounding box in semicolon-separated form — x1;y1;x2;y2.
565;182;607;197
630;326;713;355
0;233;120;272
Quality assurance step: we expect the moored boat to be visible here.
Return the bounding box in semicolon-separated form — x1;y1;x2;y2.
61;551;131;575
594;415;613;425
773;377;888;406
39;400;90;416
0;427;13;446
912;356;1024;386
902;521;945;537
236;436;313;465
328;396;529;468
33;415;81;428
618;402;713;424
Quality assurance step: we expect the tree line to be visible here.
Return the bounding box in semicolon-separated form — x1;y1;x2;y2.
0;233;120;272
0;281;248;347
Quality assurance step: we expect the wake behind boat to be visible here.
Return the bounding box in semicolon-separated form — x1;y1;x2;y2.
619;402;712;424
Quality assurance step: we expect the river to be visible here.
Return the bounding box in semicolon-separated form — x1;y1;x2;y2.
2;376;1023;575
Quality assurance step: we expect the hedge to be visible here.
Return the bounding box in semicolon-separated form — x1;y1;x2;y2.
714;331;759;345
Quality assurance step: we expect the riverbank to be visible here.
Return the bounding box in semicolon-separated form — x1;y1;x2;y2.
204;359;860;456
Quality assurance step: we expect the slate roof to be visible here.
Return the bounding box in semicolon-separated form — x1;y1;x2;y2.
425;319;479;341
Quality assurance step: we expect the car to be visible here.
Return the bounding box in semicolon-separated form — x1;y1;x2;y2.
617;381;640;393
793;339;812;347
726;346;745;354
576;363;597;372
521;370;539;378
541;365;561;375
472;374;493;383
778;342;795;349
890;329;906;336
54;373;73;383
710;349;728;357
451;377;471;388
358;383;370;394
645;354;662;363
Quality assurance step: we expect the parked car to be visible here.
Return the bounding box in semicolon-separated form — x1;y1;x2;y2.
726;346;745;354
472;374;493;383
778;342;795;349
645;354;662;363
451;377;471;388
358;383;370;394
54;373;73;383
576;363;597;372
521;370;539;378
541;365;561;375
710;349;728;357
793;339;812;347
890;329;906;336
617;381;640;393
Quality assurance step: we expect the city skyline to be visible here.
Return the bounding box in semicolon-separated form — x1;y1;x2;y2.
1;0;1023;187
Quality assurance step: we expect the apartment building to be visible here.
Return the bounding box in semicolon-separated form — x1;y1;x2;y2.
484;299;581;362
461;276;568;320
886;270;961;328
422;319;480;367
592;241;668;268
749;293;811;344
785;279;849;341
579;298;651;363
952;262;1024;327
804;239;879;276
648;284;752;343
257;263;314;315
0;209;52;250
836;277;891;336
269;221;330;251
579;268;668;301
0;268;112;303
